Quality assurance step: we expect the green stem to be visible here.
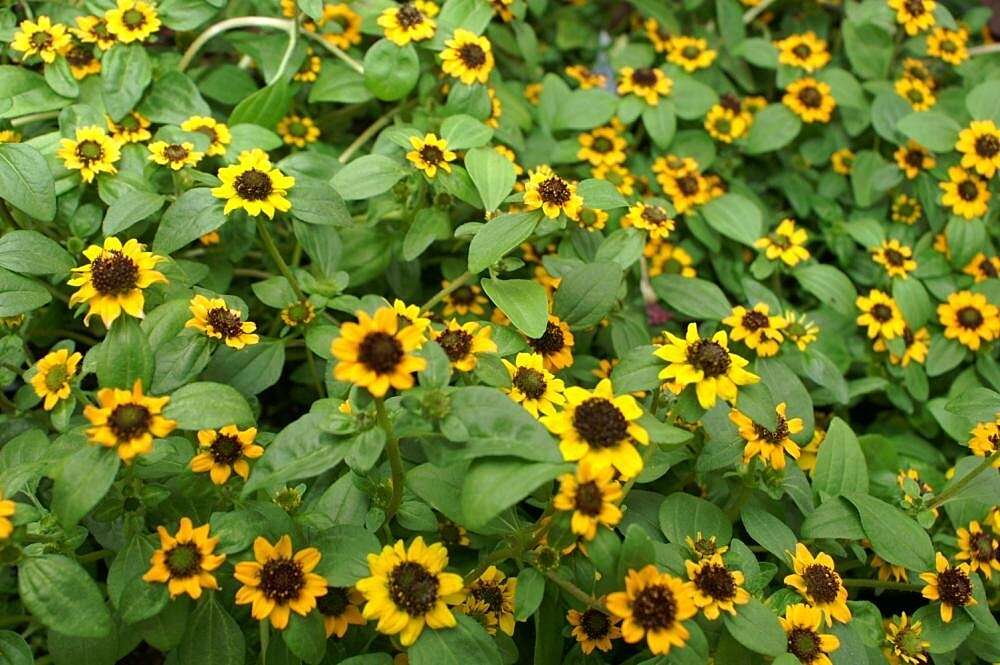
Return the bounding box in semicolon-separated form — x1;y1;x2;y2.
0;199;20;230
841;578;923;592
544;570;607;612
970;43;1000;57
0;615;31;628
270;15;298;83
304;344;324;398
9;110;59;128
76;549;113;563
375;398;404;524
255;219;305;301
178;16;294;72
925;450;999;511
422;271;473;311
338;109;401;164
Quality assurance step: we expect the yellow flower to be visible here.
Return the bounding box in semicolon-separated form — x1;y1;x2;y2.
310;3;362;49
956;120;1000;178
84;379;176;462
685;554;750;620
780;603;840;665
575;207;609;231
433;319;496;371
0;492;14;540
775;31;831;72
523;165;583;220
617;67;673;106
883;613;930;665
704;105;749;143
783;78;836;123
685;533;729;560
667;36;717;72
871;554;909;583
874;326;930;366
502;352;565;418
624;203;675;240
105;0;161;43
784;543;851;626
856;289;906;340
871;239;917;279
888;0;936;36
440;29;494;84
568;606;621;654
644;18;672;53
565;64;607;89
940;167;990;219
190;425;263;484
294;51;322;82
181;116;231;156
108;111;152;144
490;0;514;22
796;428;825;476
185;294;259;349
485;87;503;128
592;163;635;196
212;148;295;218
357;537;465;646
58;125;121;184
68;236;166;327
903;57;935;84
318;587;366;638
235;535;329;629
441;280;488;316
783;310;819;351
660;170;711;215
895;77;936;111
406;133;457;178
148;141;203;171
963;253;1000;282
142;517;225;599
72;15;117;50
577;126;627;166
540;378;649;479
830;148;854;175
919;552;976;623
464;566;516;636
731;402;804;470
754;218;810;267
332;307;426;397
894;141;935;179
722;303;787;357
391;299;431;340
525;314;575;371
11;16;71;63
927;27;968;65
891;194;922;224
645;238;696;278
0;130;21;144
553;462;623;540
277;114;321;149
655;323;758;409
955;520;1000;580
30;348;82;411
278;300;315;328
937;290;1000;350
378;1;437;46
64;42;102;80
606;565;697;655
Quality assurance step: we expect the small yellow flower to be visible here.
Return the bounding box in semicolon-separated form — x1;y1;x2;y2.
780;603;840;665
281;300;317;327
108;111;152;144
937;290;1000;350
0;130;21;144
969;419;1000;462
940;167;990;220
148;141;203;171
783;78;836;123
235;535;329;629
577;126;626;166
464;566;517;636
318;587;366;638
441;280;488;317
895;77;936;111
784;543;851;626
30;348;82;411
64;42;102;80
592;163;635;196
575;207;609;231
308;3;362;49
955;520;1000;580
754;218;810;267
871;239;917;279
606;566;697;655
644;18;672;53
830;148;854;175
332;307;427;397
617;67;673;106
874;326;929;366
856;289;905;340
722;303;788;357
927;27;968;65
68;236;166;327
143;517;225;598
775;31;831;72
502;352;565;417
378;1;438;46
888;0;936;36
105;0;161;43
72;15;117;50
963;253;1000;283
871;554;909;583
440;29;494;85
84;379;177;462
523;165;583;220
568;606;621;654
432;319;496;371
181;116;231;156
58;125;121;184
659;169;711;215
191;425;263;484
796;428;825;476
704;105;749;143
783;310;819;351
624;203;675;240
654;322;759;409
525;315;575;371
883;613;930;665
553;462;623;540
0;492;14;540
667;36;716;72
894;141;935;179
645;238;696;278
212;149;295;218
731;402;804;470
277;114;321;149
919;552;976;623
686;554;750;620
294;51;322;82
891;194;922;225
185;295;259;349
406;133;457;178
11;16;71;63
565;64;607;89
956;120;1000;178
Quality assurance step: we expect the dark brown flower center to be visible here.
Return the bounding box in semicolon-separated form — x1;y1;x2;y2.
193;125;217;142
788;627;822;663
719;94;741;112
631;68;658;87
958;180;980;201
513;366;547;399
802;564;841;604
317;586;350;617
471;582;504;614
528;321;566;355
884;248;905;266
109;403;152;441
572;398;629;448
91;251;138;295
631;584;678;630
798;86;822;108
677;175;699;195
980;259;999;278
936;567;972;607
358;331;404;374
957;306;984;330
389;561;439;615
792;43;812;59
574;480;604;516
260;558;305;603
458;43;487;68
687;339;731;377
65;45;94;66
438;521;464;545
164;144;189;162
871;304;894;322
450;285;476;305
641;206;669;225
396;3;424;27
580;609;610;639
905;149;925;167
437;328;473;361
741;310;770;331
903;327;915;347
234;169;273;201
694;563;737;601
904;0;926;16
206;307;244;339
164;543;202;578
753;416;790;444
538;176;572;206
975;134;1000;158
76;139;104;163
419;144;444;165
969;532;995;560
209;434;243;465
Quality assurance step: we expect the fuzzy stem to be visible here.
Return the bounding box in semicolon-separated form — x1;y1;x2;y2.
178;17;294;72
375;398;404;524
422;271;473;311
544;570;608;612
255;218;305;301
925;450;999;511
969;43;1000;57
338;109;400;164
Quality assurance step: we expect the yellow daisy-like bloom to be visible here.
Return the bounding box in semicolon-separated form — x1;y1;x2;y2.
523;165;583;220
489;0;514;22
58;125;121;184
235;535;328;630
624;203;675;240
796;428;825;476
294;52;322;82
406;133;457;178
332;307;427;398
575;207;609;231
970;418;1000;460
883;613;931;665
891;194;922;225
73;15;117;50
963;253;1000;282
578;126;627;167
309;3;362;49
553;462;623;540
433;319;496;372
566;64;607;89
894;141;935;180
181;116;231;157
659;170;711;215
465;566;516;636
281;300;316;327
441;281;488;317
937;290;1000;350
704;105;749;143
68;237;166;328
65;42;102;80
888;0;936;36
437;519;470;548
783;78;836;123
105;0;161;43
775;31;831;72
592;163;636;196
830;148;854;175
212;148;295;218
568;606;622;654
856;289;906;340
686;533;729;560
655;323;758;409
440;29;494;85
872;239;917;279
874;325;930;366
926;27;968;65
644;18;672;53
785;544;851;626
526;315;575;371
895;77;936;111
540;378;649;479
645;238;696;278
731;402;804;470
0;492;14;540
502;352;565;418
318;587;366;638
956;120;1000;178
783;310;819;351
378;1;437;46
0;131;21;144
780;603;841;665
617;67;673;106
940;167;990;219
667;36;717;72
956;520;1000;580
108;111;152;144
872;554;909;583
11;16;71;63
722;303;788;357
606;565;697;655
276;114;321;149
142;517;225;599
755;218;810;267
919;552;976;623
84;379;176;462
185;295;259;349
190;425;263;485
685;554;750;620
357;537;465;646
148;141;203;171
392;299;431;341
30;349;82;411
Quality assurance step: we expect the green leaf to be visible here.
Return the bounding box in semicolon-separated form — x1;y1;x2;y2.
845;493;934;571
652;274;731;319
229;78;291;129
97;317;154;389
0;631;32;665
740;503;797;562
137;71;212;124
745;104;801;154
700;193;762;246
461;458;572;529
0;230;73;275
164;382;254;429
513;568;545;621
465;146;515;212
0;267;50;317
102;44;152;120
313;525;380;586
177;595;245;665
103;190;166;235
577;178;629;209
913;603;973;653
552;89;617;131
468;211;541;273
441;114;493;150
331;154;408;200
944;386;1000;422
896;111;961;152
202;341;285;396
44;57;78;98
552;262;623;327
288;177;351;226
152;188;226;255
480;277;549;338
243;412;345;494
643;104;677;149
671;71;718;119
801;498;865;540
309;61;373;104
18;555;113;638
842;22;892;80
441;386;562;462
408;614;503;665
658;493;732;545
611;345;662;394
966;80;1000;124
723;599;786;657
812;417;869;497
716;0;745;47
892;277;933;329
52;445;120;527
363;40;420;101
793;264;858;318
0;143;57;221
283;611;326;665
404;208;451;261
